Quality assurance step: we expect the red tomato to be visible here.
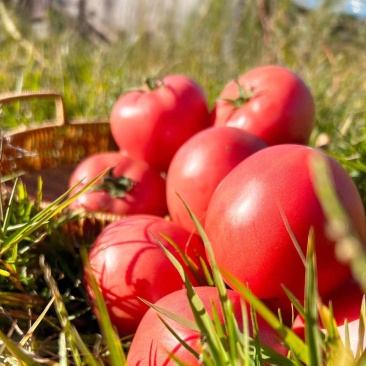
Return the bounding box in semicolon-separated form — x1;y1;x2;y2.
126;286;287;365
68;152;125;186
166;126;267;232
212;65;316;145
69;152;167;216
110;75;211;172
85;215;208;335
293;280;364;356
204;145;366;312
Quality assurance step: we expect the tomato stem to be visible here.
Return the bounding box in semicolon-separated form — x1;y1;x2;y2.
222;80;255;108
91;168;135;198
145;77;164;91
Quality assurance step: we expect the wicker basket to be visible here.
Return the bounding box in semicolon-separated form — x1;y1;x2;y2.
1;91;122;225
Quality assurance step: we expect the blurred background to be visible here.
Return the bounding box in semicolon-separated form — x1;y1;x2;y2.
1;0;366;141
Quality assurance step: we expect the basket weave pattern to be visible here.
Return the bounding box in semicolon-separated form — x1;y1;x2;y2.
1;91;118;204
2;121;117;173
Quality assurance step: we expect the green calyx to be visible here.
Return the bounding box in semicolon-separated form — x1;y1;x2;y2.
222;80;255;109
145;77;165;91
91;168;135;198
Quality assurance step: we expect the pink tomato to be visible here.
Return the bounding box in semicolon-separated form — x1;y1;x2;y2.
166;126;267;232
85;214;208;335
212;65;316;145
110;75;211;172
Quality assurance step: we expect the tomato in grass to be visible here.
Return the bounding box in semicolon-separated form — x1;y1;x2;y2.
166;126;267;232
126;286;287;365
204;144;366;318
110;74;211;173
212;65;316;146
85;215;208;336
68;152;167;216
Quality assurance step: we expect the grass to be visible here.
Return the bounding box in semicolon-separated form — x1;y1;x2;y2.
1;0;366;364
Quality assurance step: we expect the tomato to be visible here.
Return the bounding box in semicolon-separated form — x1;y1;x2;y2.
212;65;316;146
204;144;366;314
126;286;287;365
166;126;267;232
293;279;364;356
68;151;125;186
68;152;167;216
85;215;208;335
110;74;211;172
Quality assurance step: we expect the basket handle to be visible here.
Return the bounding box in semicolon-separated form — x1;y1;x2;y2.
0;90;67;126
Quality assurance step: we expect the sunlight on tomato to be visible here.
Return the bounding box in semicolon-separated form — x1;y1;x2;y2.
85;215;208;335
205;144;366;317
212;65;316;145
110;74;211;172
166;126;267;232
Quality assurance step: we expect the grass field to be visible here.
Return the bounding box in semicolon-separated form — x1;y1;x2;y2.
1;1;366;365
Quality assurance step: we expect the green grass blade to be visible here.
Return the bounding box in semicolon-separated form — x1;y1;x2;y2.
70;326;105;366
157;315;200;360
19;296;55;347
39;254;101;366
80;245;126;366
221;267;309;364
159;232;208;286
318;302;339;354
200;256;214;286
1;169;109;256
137;297;200;332
0;329;43;366
176;193;241;361
149;233;230;364
210;299;226;344
282;286;305;320
1;177;18;236
356;296;366;360
58;332;67;366
250;303;263;365
357;350;366;365
240;299;251;366
310;154;366;293
278;202;306;266
327;151;366;173
304;227;322;366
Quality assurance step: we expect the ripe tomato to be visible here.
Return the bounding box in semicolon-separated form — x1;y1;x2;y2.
166;126;267;232
293;280;364;356
204;145;366;311
126;286;287;365
68;152;167;216
85;215;208;335
68;151;125;186
212;65;316;145
110;74;211;172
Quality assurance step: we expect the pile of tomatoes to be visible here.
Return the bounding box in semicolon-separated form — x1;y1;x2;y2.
68;65;366;364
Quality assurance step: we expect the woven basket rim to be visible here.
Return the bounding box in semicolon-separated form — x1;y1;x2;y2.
3;118;111;137
2;120;123;224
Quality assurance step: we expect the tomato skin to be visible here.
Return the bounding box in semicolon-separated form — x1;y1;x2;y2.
204;144;366;308
212;65;316;145
69;152;167;216
85;215;207;335
110;74;211;172
126;286;286;365
166;126;267;232
69;151;125;186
